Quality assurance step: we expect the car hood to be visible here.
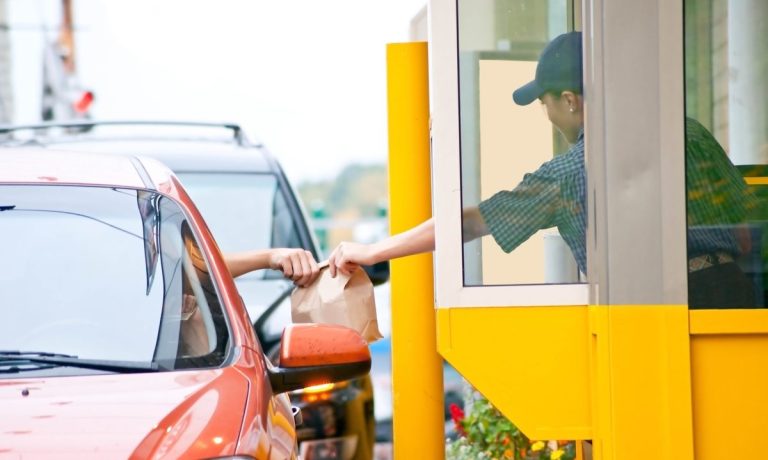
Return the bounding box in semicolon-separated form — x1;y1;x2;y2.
0;368;249;459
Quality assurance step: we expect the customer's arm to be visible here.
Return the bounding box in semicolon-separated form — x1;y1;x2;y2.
224;248;320;287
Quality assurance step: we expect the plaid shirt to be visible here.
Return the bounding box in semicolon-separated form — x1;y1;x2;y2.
478;131;587;274
685;117;758;257
477;119;756;276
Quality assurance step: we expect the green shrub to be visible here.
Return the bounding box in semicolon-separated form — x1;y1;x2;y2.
446;384;577;460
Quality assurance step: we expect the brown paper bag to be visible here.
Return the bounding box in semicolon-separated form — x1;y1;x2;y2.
291;263;383;343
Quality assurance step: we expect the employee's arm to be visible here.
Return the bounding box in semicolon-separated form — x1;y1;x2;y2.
328;206;489;276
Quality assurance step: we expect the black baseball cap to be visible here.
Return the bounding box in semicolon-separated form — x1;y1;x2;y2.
512;31;583;106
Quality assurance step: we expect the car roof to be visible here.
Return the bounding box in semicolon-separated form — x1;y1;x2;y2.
43;138;278;173
0;121;279;174
0;146;173;189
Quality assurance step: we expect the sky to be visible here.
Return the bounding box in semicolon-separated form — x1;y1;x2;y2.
8;0;427;183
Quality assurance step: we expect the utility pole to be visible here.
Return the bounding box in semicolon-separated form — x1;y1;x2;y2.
58;0;76;74
42;0;93;122
0;0;14;123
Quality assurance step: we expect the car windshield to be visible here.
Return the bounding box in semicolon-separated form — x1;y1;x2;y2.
0;185;229;372
176;172;304;281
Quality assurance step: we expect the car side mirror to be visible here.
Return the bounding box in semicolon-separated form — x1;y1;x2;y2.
268;323;371;394
363;260;390;286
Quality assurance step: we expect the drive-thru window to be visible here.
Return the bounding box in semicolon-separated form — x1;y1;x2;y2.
385;1;768;459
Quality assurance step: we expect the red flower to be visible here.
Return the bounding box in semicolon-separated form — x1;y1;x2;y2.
449;403;466;437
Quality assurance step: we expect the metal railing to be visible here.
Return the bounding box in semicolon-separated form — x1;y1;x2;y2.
0;120;249;145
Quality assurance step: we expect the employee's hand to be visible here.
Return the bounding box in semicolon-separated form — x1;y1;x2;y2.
269;248;321;287
328;241;374;277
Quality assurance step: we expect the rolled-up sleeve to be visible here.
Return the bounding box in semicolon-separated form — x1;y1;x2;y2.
478;171;560;253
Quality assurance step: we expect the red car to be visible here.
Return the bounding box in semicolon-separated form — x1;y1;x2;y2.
0;148;370;459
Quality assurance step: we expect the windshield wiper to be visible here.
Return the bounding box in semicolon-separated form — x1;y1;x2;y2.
0;350;79;358
0;351;161;373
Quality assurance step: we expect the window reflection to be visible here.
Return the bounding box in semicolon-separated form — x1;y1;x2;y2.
684;0;768;308
457;0;583;286
156;198;229;368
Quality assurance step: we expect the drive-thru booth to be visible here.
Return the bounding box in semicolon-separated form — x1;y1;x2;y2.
386;1;768;459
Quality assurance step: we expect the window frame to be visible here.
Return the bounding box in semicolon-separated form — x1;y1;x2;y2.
429;0;589;307
429;0;689;308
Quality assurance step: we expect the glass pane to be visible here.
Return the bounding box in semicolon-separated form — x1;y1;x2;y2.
176;172;302;335
177;172;281;254
0;185;229;371
177;172;303;281
684;0;768;308
457;0;585;286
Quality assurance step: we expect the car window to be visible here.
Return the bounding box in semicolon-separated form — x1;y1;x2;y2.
0;185;229;371
176;172;304;280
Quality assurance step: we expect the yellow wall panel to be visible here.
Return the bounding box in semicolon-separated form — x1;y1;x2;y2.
437;306;592;440
689;310;768;459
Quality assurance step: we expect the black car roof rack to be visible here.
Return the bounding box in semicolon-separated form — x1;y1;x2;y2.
0;120;249;145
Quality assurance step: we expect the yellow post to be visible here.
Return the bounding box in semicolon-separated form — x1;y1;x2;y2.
386;41;444;459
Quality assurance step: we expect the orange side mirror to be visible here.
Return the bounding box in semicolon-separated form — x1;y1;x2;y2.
279;323;370;367
268;323;371;394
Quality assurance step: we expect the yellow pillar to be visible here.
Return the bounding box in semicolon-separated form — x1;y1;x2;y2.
386;41;444;459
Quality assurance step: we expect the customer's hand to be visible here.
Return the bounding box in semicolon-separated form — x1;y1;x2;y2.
268;248;321;287
181;293;199;321
180;294;208;357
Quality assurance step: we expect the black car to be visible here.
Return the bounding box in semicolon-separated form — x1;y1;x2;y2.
0;120;379;460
